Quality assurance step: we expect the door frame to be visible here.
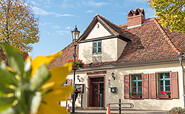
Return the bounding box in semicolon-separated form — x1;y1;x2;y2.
88;75;105;107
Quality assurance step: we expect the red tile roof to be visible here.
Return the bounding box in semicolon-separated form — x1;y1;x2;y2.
116;18;181;64
48;15;185;69
48;42;79;69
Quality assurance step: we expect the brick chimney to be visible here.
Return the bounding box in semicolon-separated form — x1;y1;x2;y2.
127;8;145;29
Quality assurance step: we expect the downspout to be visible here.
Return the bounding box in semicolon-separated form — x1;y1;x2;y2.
178;55;185;108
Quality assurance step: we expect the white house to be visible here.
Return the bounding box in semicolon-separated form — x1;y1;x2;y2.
48;8;185;111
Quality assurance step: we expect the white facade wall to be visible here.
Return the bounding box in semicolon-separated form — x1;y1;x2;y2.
64;62;185;111
79;38;127;64
86;22;111;39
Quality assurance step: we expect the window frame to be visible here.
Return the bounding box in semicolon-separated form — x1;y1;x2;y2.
131;74;142;94
92;40;102;54
157;72;170;93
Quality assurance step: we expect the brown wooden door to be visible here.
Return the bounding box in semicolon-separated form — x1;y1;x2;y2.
92;82;104;107
92;83;99;107
89;77;104;107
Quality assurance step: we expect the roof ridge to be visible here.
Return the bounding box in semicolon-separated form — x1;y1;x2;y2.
152;18;182;55
96;15;120;36
97;15;120;28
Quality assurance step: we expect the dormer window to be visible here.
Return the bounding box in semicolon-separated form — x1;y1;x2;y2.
93;40;102;54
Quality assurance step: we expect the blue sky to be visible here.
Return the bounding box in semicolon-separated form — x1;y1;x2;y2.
27;0;156;57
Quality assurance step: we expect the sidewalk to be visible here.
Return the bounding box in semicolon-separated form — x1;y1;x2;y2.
75;109;168;114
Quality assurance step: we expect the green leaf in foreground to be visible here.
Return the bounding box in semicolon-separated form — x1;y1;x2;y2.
29;64;50;91
0;97;16;112
1;43;24;78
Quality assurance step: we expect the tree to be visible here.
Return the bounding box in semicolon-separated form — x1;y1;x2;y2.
0;0;39;53
147;0;185;33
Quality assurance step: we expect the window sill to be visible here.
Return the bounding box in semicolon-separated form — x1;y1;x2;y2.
92;53;102;55
130;95;142;99
157;95;170;99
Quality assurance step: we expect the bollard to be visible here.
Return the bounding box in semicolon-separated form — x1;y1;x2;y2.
119;99;121;114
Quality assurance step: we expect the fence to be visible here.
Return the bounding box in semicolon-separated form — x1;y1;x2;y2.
106;99;134;114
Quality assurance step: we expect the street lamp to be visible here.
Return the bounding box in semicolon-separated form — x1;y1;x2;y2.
71;26;80;113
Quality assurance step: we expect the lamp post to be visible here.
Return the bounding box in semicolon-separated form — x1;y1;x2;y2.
71;26;80;113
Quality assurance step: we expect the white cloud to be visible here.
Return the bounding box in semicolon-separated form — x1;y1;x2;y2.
57;30;70;35
86;10;93;13
52;26;61;29
32;6;50;15
56;14;74;17
32;6;74;17
83;1;107;7
66;26;72;29
39;22;52;26
59;0;107;9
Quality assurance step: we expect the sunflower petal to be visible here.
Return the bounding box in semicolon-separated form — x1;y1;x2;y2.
37;102;68;114
48;62;72;85
43;86;74;102
31;51;62;77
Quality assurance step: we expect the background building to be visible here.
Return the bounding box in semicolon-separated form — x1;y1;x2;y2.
49;8;185;110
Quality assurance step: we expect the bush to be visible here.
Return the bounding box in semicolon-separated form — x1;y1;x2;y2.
169;107;185;114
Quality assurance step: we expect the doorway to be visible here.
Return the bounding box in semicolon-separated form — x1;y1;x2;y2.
88;77;104;107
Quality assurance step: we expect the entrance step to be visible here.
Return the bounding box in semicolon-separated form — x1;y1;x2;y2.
76;107;105;110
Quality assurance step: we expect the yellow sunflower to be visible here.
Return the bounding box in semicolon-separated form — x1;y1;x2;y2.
30;51;74;114
0;43;73;114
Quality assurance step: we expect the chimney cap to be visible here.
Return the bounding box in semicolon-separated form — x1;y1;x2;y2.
128;8;145;17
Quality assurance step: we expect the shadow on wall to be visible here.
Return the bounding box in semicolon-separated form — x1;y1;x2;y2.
82;46;116;63
82;48;92;63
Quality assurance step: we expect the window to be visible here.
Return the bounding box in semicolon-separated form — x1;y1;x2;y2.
93;40;102;54
131;74;142;94
158;72;170;92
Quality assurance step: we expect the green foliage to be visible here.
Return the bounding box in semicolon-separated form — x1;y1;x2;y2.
169;107;185;114
158;91;171;95
0;43;49;114
29;64;50;91
0;0;39;53
147;0;185;33
68;59;84;70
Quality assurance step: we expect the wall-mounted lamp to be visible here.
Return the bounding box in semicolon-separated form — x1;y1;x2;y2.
112;72;115;80
77;75;84;82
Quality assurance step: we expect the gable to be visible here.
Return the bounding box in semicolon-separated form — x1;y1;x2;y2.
78;14;130;42
86;22;112;40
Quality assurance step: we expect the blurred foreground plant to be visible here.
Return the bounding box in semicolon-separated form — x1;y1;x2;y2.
0;43;73;114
